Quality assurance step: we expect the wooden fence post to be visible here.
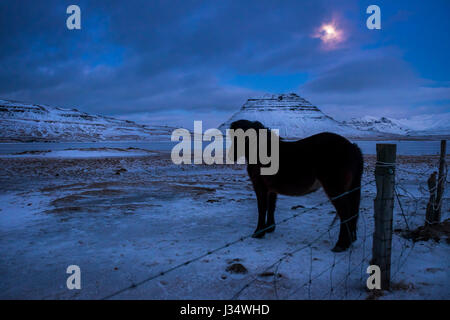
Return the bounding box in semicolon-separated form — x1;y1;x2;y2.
372;144;396;290
433;140;447;223
425;172;438;226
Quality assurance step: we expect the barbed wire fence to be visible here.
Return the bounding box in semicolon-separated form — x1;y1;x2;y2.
230;187;375;300
232;154;447;300
390;157;448;283
102;181;373;300
101;144;447;300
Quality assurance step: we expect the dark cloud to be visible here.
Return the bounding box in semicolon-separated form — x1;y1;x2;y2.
0;0;448;127
302;55;420;93
301;53;450;119
0;0;342;121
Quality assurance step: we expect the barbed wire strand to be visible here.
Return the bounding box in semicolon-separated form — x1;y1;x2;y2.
232;204;372;300
276;163;428;300
284;236;369;300
103;157;437;300
394;186;410;230
102;180;373;300
276;158;444;299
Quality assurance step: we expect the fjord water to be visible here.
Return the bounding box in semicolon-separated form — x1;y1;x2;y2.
0;140;447;156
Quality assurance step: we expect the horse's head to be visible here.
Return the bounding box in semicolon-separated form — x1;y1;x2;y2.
228;119;280;175
228;120;267;163
230;119;266;132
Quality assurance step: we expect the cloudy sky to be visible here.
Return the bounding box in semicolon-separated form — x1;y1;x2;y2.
1;0;449;128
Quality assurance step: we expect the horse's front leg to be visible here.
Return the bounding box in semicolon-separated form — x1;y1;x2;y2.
266;192;277;233
252;189;268;238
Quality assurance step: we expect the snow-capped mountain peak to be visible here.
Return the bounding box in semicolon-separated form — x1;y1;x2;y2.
343;116;412;135
0;99;174;142
344;114;450;136
219;93;374;139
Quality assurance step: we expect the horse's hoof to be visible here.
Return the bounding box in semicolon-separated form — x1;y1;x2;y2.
331;245;347;252
265;224;276;233
252;230;265;238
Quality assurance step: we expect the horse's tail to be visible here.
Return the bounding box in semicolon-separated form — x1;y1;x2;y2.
352;143;364;186
329;143;363;230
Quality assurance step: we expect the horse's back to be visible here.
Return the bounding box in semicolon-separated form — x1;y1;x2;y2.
280;132;363;180
284;132;357;158
295;132;353;148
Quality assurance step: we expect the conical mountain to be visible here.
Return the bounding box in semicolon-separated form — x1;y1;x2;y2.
219;93;373;139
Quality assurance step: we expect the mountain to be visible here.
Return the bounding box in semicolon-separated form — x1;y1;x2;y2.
343;116;412;135
0;99;174;142
218;93;379;139
344;114;450;137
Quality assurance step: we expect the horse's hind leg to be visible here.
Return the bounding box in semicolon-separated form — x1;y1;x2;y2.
347;186;361;243
329;188;360;252
266;192;277;233
321;181;355;252
331;197;354;252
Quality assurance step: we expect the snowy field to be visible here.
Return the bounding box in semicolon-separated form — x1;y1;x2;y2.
0;149;448;300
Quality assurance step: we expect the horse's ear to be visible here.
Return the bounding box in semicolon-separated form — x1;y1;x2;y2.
230;119;251;131
252;121;265;130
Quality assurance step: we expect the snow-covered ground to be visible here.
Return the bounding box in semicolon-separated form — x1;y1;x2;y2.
1;147;156;159
0;150;448;300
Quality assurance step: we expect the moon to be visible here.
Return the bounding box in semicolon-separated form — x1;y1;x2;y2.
314;22;344;48
322;25;337;39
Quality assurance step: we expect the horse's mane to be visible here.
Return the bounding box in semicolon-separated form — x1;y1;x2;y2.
229;119;284;141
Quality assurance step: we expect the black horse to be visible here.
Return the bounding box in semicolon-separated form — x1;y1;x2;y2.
229;120;364;252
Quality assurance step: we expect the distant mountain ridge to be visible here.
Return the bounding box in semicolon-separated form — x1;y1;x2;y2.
219;93;449;140
1;96;448;143
344;114;450;137
343;116;412;135
0;99;174;142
